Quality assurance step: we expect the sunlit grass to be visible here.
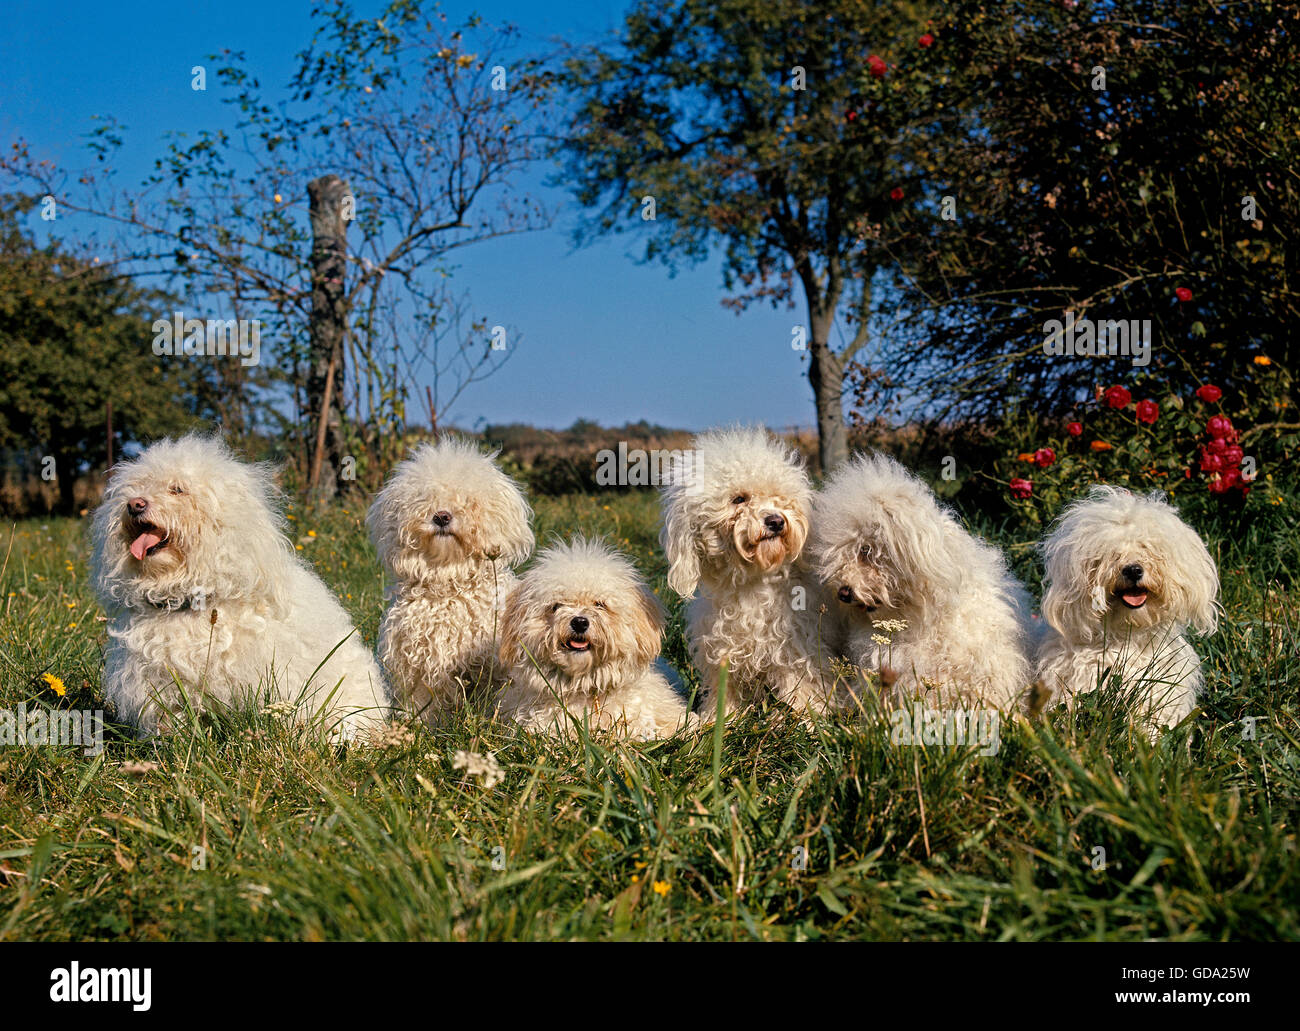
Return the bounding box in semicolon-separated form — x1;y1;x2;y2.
0;491;1296;940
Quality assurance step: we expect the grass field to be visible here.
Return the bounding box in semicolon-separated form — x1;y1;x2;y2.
1;489;1297;941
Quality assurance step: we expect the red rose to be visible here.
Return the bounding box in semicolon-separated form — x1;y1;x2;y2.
1033;447;1056;468
1103;385;1131;409
1009;477;1033;499
1205;437;1228;455
1199;450;1224;473
919;33;934;48
1223;444;1244;466
890;186;904;201
845;110;857;122
1135;399;1159;424
1207;466;1243;494
867;55;887;78
1206;415;1235;440
1175;287;1193;302
1195;384;1222;403
1066;421;1083;437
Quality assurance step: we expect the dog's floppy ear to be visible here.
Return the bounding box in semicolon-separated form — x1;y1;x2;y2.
661;494;701;599
498;584;525;666
629;584;666;669
1039;537;1105;644
1177;533;1220;636
489;475;535;568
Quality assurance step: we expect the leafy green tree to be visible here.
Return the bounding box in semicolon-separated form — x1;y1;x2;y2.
0;196;198;510
558;0;942;471
883;0;1299;429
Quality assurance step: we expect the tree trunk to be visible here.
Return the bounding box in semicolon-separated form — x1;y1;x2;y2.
307;174;350;499
56;456;77;515
808;308;848;474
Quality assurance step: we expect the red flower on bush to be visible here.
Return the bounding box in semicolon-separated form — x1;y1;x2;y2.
919;33;934;47
1223;444;1244;466
1195;384;1222;403
1103;385;1131;409
890;186;904;201
867;55;887;78
1066;421;1083;436
1175;287;1193;302
845;110;857;122
1009;477;1033;499
1199;450;1224;473
1206;414;1236;440
1135;399;1159;424
1033;447;1056;468
1208;467;1241;494
1204;437;1228;456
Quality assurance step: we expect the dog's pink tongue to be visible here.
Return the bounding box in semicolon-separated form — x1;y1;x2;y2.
1121;589;1148;608
130;531;162;561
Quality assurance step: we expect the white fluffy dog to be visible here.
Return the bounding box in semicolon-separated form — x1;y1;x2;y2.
661;426;836;718
1036;486;1219;729
496;538;693;739
367;438;533;722
90;435;388;738
811;452;1035;709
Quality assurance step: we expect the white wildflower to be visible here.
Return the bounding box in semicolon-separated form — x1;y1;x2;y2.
452;749;504;789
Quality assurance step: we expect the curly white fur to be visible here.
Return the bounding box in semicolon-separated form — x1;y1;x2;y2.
367;438;533;723
89;435;388;739
811;452;1035;709
661;426;838;718
496;537;693;739
1036;486;1219;729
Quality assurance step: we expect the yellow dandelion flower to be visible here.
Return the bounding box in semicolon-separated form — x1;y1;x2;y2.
1254;355;1272;366
652;881;670;896
307;530;316;537
41;672;67;696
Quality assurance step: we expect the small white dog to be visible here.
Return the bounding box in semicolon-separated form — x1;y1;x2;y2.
811;452;1035;709
367;438;534;723
90;435;388;738
1037;486;1219;729
661;426;836;718
496;538;693;739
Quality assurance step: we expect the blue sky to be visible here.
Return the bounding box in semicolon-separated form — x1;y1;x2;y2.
0;0;829;433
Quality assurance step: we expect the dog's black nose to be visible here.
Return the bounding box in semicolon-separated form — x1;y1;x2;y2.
569;615;589;634
432;510;452;528
127;497;148;516
837;585;855;603
1121;563;1144;582
764;513;786;534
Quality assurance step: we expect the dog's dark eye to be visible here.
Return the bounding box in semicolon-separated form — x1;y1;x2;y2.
858;545;871;560
551;603;561;613
731;494;749;505
594;601;607;610
169;485;186;495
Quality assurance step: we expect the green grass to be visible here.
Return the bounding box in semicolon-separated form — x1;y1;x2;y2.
1;491;1297;941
